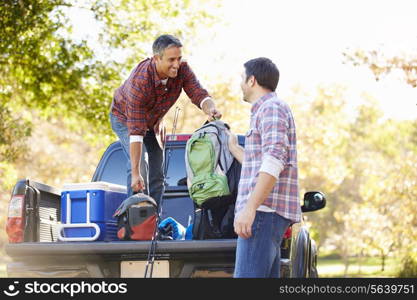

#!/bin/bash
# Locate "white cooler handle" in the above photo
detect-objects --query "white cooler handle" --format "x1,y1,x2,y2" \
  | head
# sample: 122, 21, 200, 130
58, 192, 101, 242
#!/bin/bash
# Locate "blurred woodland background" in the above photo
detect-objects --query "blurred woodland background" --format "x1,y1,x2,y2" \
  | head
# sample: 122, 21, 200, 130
0, 0, 416, 277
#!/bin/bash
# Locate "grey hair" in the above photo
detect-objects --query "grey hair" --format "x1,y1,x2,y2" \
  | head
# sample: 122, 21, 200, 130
152, 34, 182, 57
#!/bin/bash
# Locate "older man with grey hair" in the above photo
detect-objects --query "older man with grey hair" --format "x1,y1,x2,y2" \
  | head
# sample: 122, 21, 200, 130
110, 34, 222, 203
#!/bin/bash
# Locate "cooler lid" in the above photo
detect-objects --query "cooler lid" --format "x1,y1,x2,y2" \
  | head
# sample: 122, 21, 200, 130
62, 181, 127, 193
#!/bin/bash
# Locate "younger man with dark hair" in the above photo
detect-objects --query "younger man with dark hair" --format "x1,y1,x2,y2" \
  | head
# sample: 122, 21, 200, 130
228, 57, 301, 278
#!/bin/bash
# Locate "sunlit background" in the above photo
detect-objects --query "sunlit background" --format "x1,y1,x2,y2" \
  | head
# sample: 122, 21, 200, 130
68, 0, 417, 122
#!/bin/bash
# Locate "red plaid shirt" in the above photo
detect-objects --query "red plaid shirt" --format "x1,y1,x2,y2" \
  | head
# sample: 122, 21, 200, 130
111, 58, 210, 136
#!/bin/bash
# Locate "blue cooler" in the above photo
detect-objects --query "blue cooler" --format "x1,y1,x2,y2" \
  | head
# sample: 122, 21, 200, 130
58, 181, 127, 242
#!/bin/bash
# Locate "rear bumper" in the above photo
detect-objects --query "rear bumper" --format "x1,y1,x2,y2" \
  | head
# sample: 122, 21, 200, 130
6, 240, 237, 278
5, 240, 291, 278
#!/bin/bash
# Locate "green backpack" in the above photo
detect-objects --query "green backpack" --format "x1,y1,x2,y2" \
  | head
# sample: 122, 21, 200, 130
185, 121, 234, 207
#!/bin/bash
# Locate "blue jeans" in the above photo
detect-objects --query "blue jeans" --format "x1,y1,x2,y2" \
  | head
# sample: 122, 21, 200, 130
233, 211, 291, 278
110, 113, 165, 204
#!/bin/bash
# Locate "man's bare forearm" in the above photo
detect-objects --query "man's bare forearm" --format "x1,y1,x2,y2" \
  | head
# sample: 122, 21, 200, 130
230, 143, 244, 164
130, 142, 142, 175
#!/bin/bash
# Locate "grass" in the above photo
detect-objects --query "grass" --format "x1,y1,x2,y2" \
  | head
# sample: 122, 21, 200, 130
0, 264, 6, 278
0, 251, 11, 278
317, 256, 401, 278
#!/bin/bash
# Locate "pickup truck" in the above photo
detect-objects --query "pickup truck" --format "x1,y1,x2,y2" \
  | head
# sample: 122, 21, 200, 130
5, 133, 326, 278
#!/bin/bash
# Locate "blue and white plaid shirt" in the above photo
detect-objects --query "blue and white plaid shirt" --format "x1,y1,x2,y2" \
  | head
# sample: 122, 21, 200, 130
235, 92, 301, 223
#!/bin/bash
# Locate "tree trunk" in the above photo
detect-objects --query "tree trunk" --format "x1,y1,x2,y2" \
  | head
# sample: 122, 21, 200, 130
358, 250, 364, 274
381, 251, 386, 272
342, 252, 350, 277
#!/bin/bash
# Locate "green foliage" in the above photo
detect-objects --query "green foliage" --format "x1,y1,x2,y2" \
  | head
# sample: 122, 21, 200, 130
0, 0, 220, 162
288, 82, 417, 266
0, 100, 32, 163
0, 0, 220, 253
0, 0, 220, 141
1, 1, 95, 108
288, 85, 352, 245
340, 47, 417, 269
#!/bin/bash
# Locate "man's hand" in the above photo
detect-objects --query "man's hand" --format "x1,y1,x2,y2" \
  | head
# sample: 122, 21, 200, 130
154, 118, 162, 135
234, 173, 278, 238
202, 98, 222, 121
207, 107, 222, 121
131, 173, 145, 193
226, 129, 244, 163
234, 207, 256, 239
154, 119, 166, 149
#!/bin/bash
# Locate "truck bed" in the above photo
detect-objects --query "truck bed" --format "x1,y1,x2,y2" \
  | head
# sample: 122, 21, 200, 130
5, 140, 310, 278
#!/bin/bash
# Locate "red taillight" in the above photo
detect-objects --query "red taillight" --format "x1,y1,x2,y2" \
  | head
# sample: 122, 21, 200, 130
283, 226, 292, 239
6, 195, 25, 243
